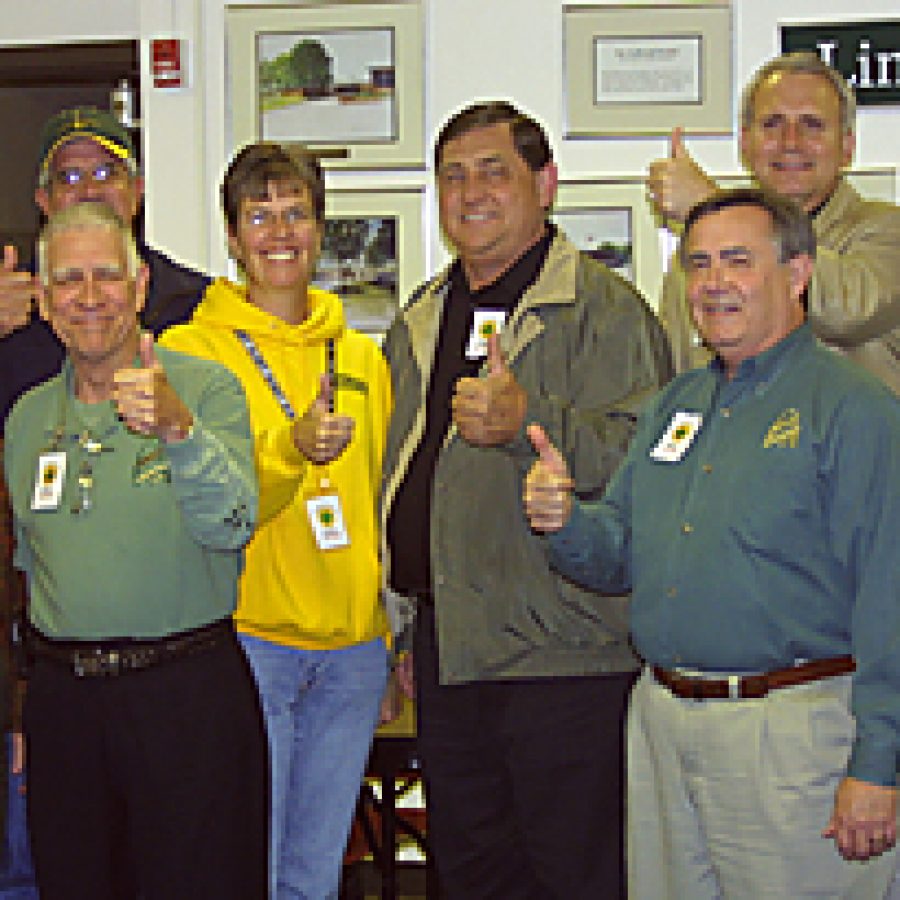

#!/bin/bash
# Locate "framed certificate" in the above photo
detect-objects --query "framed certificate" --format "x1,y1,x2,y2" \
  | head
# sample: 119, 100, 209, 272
563, 3, 733, 137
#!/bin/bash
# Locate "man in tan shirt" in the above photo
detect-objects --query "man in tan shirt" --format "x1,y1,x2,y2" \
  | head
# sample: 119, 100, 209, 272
648, 52, 899, 393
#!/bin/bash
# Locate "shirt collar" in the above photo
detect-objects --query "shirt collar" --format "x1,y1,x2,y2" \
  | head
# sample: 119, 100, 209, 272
710, 323, 814, 388
449, 223, 554, 309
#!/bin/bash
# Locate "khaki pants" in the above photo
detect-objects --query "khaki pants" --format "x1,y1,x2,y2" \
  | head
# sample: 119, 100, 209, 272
628, 669, 898, 899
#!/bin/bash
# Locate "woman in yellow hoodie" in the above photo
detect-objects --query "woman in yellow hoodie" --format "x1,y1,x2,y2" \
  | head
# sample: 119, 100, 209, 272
161, 143, 391, 899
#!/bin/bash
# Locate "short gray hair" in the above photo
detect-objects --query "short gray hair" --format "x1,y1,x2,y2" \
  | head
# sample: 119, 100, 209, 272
680, 188, 817, 269
741, 52, 856, 133
38, 203, 141, 285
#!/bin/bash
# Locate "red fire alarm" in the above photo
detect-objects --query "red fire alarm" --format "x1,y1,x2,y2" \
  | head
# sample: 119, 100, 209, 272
151, 38, 183, 88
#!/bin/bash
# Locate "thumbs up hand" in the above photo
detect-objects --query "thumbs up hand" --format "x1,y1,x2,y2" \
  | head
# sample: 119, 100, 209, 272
113, 332, 194, 443
452, 332, 527, 447
0, 244, 39, 337
646, 127, 718, 224
523, 424, 574, 533
293, 373, 355, 464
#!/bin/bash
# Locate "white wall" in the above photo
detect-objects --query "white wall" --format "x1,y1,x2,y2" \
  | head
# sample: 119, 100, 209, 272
3, 0, 900, 284
0, 2, 139, 43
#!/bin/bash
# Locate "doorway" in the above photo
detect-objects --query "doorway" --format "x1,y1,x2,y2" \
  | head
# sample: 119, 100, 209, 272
0, 40, 139, 267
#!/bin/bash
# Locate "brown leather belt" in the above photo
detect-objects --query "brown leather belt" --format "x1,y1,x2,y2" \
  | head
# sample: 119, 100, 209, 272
652, 655, 855, 700
28, 618, 232, 678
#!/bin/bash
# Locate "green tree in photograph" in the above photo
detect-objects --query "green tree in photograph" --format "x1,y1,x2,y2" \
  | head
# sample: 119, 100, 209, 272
323, 220, 369, 267
289, 39, 333, 91
365, 219, 395, 268
259, 54, 295, 94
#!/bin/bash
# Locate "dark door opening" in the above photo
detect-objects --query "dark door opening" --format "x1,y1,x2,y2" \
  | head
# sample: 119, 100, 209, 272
0, 40, 139, 267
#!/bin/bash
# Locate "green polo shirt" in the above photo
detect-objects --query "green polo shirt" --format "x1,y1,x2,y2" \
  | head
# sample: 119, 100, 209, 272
548, 324, 900, 786
4, 347, 257, 640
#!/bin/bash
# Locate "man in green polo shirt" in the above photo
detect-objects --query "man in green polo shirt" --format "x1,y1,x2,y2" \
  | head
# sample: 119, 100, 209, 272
3, 203, 267, 899
524, 189, 899, 899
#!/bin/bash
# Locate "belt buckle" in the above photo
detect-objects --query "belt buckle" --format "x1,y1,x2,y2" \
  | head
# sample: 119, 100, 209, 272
73, 649, 120, 677
728, 674, 741, 700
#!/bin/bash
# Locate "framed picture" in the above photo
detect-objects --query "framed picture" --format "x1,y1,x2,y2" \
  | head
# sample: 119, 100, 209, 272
227, 2, 424, 169
553, 179, 664, 306
563, 3, 733, 137
313, 186, 426, 334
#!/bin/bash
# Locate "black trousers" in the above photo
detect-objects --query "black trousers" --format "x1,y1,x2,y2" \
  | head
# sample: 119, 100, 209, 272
24, 627, 268, 900
414, 604, 635, 900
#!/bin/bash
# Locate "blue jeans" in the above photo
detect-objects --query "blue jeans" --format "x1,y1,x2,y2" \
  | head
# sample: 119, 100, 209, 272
239, 634, 388, 900
0, 735, 37, 898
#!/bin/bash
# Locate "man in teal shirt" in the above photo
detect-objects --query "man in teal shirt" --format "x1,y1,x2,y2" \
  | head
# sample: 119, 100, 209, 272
3, 203, 267, 899
525, 189, 899, 899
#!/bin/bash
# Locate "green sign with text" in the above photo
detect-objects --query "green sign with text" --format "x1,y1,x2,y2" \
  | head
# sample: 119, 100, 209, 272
781, 22, 900, 106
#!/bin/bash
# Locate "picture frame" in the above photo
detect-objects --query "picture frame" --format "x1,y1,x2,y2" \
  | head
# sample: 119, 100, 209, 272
562, 3, 733, 138
227, 2, 424, 169
313, 186, 426, 335
553, 179, 664, 306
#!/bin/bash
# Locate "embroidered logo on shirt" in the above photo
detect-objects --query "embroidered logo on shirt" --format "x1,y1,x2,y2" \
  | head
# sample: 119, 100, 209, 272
224, 503, 252, 531
763, 408, 800, 449
332, 373, 368, 395
132, 445, 172, 485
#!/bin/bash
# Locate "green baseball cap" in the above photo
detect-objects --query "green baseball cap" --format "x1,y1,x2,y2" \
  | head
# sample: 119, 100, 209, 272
38, 107, 138, 184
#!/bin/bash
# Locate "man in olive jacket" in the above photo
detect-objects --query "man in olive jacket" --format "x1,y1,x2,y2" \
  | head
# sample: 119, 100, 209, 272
382, 101, 672, 899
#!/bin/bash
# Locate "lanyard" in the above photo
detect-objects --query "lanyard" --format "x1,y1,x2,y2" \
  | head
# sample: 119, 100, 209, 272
234, 330, 335, 420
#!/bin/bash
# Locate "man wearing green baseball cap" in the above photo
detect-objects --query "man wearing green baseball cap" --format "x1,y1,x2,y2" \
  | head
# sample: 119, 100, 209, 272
0, 106, 211, 424
0, 107, 211, 893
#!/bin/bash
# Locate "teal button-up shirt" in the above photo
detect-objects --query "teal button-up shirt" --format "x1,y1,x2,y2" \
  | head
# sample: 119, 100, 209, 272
547, 325, 900, 785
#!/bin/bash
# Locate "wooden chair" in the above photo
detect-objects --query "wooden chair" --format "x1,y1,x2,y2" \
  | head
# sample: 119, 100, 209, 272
341, 698, 439, 898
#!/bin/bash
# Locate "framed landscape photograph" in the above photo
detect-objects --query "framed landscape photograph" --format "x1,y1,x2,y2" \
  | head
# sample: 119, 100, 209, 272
228, 2, 424, 169
552, 207, 634, 281
563, 3, 733, 137
553, 179, 664, 306
314, 187, 426, 334
257, 28, 397, 145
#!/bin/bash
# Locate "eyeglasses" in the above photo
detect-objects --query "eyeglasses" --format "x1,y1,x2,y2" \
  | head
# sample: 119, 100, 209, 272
50, 266, 129, 288
50, 164, 128, 189
241, 206, 316, 230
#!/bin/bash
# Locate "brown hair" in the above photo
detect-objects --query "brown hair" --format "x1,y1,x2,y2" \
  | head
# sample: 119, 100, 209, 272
221, 142, 324, 231
434, 101, 552, 172
680, 187, 817, 268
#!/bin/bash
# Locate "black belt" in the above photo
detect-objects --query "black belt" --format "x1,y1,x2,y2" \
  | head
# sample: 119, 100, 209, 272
28, 618, 232, 678
652, 655, 855, 700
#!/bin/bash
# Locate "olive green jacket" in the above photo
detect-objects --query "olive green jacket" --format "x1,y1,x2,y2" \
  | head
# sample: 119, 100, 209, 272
381, 232, 672, 684
661, 178, 900, 394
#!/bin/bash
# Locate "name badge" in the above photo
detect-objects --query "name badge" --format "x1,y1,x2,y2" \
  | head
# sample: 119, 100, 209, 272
32, 451, 67, 511
650, 412, 703, 463
306, 494, 350, 550
465, 309, 506, 360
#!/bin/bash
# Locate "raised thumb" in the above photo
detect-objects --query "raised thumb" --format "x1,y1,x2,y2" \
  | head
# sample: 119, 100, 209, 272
139, 331, 158, 368
670, 125, 686, 160
486, 331, 507, 376
315, 372, 333, 413
526, 424, 567, 476
3, 244, 17, 271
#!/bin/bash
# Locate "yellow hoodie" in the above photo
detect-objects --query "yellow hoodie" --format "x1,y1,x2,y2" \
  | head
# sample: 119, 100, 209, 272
161, 278, 391, 649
